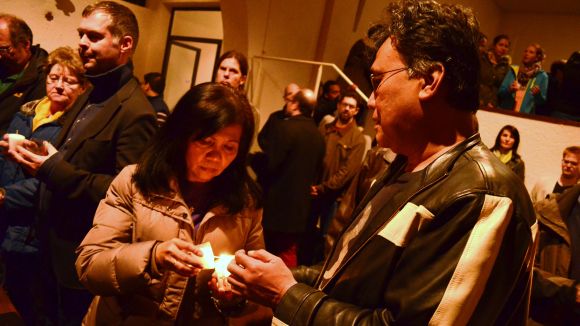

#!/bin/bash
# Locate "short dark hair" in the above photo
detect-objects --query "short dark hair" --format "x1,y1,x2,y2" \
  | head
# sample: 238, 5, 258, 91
133, 83, 260, 213
563, 146, 580, 158
46, 46, 88, 88
0, 13, 33, 46
492, 34, 510, 47
82, 1, 139, 51
144, 72, 165, 95
218, 50, 248, 76
367, 0, 481, 111
491, 125, 521, 158
322, 80, 340, 96
339, 91, 360, 108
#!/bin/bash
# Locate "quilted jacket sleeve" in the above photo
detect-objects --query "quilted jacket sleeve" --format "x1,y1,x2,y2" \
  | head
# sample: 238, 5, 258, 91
75, 166, 157, 296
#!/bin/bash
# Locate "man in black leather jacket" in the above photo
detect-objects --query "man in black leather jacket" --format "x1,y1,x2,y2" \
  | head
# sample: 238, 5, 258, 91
227, 1, 537, 325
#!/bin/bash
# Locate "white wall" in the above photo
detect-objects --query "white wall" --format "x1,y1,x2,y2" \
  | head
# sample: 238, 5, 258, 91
477, 110, 580, 191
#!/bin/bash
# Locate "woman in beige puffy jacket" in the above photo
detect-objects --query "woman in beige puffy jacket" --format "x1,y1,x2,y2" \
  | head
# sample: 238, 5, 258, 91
75, 83, 265, 325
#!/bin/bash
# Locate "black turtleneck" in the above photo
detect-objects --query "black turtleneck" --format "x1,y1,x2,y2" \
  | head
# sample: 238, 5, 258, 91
87, 61, 134, 104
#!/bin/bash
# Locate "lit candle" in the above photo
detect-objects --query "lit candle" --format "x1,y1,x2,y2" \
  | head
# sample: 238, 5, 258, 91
198, 242, 215, 269
214, 254, 234, 278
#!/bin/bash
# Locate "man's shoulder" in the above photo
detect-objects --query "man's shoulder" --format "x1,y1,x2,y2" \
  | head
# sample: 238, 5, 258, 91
341, 122, 365, 143
30, 45, 49, 64
148, 96, 170, 114
461, 141, 527, 193
116, 78, 156, 116
430, 136, 529, 200
419, 139, 534, 226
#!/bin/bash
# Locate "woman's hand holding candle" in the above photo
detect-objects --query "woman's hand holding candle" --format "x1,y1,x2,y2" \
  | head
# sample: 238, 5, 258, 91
154, 238, 204, 277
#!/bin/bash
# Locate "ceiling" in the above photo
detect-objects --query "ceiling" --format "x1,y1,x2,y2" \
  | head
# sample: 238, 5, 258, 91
493, 0, 580, 15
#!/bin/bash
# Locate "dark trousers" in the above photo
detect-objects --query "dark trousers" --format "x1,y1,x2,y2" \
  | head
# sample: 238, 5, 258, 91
3, 249, 50, 326
29, 236, 93, 326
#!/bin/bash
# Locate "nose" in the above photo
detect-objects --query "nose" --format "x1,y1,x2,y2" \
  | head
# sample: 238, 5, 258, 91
368, 92, 376, 110
79, 34, 89, 49
368, 93, 380, 122
206, 147, 224, 164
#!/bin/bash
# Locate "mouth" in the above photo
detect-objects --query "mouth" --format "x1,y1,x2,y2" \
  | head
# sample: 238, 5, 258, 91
200, 166, 219, 174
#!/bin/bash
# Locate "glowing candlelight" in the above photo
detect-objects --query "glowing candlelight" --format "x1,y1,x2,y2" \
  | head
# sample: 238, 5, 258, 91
214, 254, 234, 278
198, 242, 215, 269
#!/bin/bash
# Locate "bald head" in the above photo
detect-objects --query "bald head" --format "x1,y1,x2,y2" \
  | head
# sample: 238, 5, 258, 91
294, 88, 316, 117
283, 83, 300, 102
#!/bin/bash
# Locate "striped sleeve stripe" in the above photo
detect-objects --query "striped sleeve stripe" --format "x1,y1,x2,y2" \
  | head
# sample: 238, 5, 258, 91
429, 195, 514, 326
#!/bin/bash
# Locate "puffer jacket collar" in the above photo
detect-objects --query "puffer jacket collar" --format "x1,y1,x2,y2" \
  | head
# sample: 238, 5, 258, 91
136, 178, 229, 234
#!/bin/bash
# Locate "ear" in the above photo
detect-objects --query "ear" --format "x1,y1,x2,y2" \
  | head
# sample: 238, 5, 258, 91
418, 63, 444, 100
23, 40, 31, 51
239, 75, 247, 87
119, 35, 133, 54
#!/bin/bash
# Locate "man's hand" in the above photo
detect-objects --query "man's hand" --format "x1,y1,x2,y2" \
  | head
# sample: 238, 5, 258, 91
530, 85, 541, 96
311, 185, 321, 197
227, 249, 297, 308
8, 140, 58, 176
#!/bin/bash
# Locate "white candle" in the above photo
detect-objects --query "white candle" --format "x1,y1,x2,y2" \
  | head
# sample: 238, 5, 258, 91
198, 242, 215, 269
7, 133, 25, 151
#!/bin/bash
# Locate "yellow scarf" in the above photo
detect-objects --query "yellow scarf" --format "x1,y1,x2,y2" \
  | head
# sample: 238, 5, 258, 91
493, 149, 513, 164
32, 97, 64, 131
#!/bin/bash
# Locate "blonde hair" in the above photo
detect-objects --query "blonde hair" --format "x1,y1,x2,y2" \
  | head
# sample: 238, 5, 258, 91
46, 46, 88, 87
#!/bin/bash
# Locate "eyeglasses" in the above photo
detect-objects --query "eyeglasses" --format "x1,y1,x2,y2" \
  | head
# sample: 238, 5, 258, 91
370, 67, 408, 92
562, 159, 578, 167
339, 102, 357, 110
47, 74, 80, 88
0, 44, 12, 54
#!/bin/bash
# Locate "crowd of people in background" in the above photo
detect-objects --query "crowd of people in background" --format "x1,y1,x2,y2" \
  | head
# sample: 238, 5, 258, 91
0, 0, 579, 325
479, 33, 580, 121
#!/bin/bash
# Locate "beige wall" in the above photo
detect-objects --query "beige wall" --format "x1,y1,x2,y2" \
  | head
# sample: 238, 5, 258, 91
245, 0, 504, 129
501, 12, 580, 64
0, 0, 171, 79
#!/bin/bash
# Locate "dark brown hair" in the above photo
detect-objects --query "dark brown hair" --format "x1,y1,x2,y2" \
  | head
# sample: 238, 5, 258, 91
46, 46, 88, 88
82, 1, 139, 51
133, 83, 260, 213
